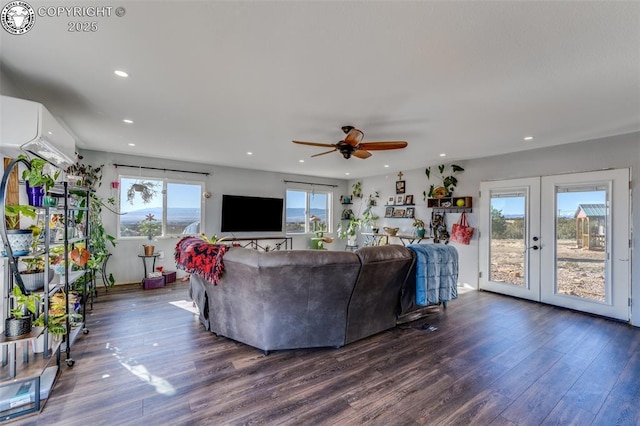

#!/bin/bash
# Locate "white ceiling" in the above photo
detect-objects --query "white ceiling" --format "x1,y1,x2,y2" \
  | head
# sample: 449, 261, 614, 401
1, 1, 639, 179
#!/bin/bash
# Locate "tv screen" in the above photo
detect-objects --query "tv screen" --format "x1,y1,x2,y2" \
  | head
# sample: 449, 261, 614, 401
221, 195, 284, 233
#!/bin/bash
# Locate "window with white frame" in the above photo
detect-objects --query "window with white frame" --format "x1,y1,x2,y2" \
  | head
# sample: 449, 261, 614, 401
118, 176, 204, 238
285, 189, 331, 234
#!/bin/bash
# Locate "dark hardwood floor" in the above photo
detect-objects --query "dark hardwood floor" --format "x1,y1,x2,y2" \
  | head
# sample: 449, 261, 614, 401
10, 282, 640, 425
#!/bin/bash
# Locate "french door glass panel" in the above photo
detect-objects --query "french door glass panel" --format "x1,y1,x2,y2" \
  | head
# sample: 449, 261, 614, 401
555, 185, 607, 302
479, 177, 540, 301
540, 169, 629, 320
490, 190, 527, 287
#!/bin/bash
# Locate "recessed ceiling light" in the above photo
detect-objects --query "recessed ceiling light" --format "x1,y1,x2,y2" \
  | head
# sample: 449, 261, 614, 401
47, 131, 53, 135
114, 70, 129, 78
123, 119, 133, 124
128, 143, 136, 147
299, 159, 304, 163
524, 136, 534, 141
247, 152, 253, 155
345, 172, 350, 176
384, 164, 389, 168
439, 153, 446, 157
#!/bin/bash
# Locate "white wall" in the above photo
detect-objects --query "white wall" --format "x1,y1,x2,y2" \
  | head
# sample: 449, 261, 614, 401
81, 149, 348, 285
355, 132, 640, 326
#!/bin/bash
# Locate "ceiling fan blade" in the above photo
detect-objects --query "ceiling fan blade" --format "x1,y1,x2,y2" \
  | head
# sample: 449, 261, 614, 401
311, 149, 338, 157
358, 141, 408, 151
352, 150, 372, 159
343, 128, 364, 147
292, 141, 336, 148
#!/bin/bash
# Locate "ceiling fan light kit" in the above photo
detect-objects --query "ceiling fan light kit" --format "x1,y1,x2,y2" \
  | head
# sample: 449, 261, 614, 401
293, 126, 408, 160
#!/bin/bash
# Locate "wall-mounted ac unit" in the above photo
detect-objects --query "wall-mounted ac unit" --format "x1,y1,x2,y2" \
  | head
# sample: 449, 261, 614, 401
0, 96, 76, 168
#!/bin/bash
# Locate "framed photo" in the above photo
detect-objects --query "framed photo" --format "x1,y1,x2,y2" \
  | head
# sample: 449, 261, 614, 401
405, 207, 415, 218
385, 206, 394, 218
395, 195, 404, 205
387, 196, 395, 205
404, 194, 414, 205
393, 208, 405, 218
395, 180, 406, 194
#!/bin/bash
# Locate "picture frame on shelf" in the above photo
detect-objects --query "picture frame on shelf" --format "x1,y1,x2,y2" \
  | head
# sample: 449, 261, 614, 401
387, 196, 395, 205
404, 194, 414, 205
393, 208, 405, 218
385, 206, 394, 217
405, 207, 415, 218
395, 195, 404, 205
395, 180, 405, 194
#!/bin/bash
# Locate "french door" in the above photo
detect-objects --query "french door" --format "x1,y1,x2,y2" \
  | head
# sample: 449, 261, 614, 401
479, 169, 630, 321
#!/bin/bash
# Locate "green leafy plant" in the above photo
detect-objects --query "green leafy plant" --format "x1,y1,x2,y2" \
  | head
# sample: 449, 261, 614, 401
139, 214, 162, 240
4, 204, 36, 229
19, 154, 60, 191
10, 286, 40, 319
337, 217, 361, 239
67, 161, 119, 286
199, 234, 229, 244
413, 218, 425, 229
351, 181, 363, 199
424, 164, 465, 199
127, 181, 159, 205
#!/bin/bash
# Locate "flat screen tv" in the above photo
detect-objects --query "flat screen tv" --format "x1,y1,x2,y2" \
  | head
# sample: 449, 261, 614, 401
221, 194, 284, 233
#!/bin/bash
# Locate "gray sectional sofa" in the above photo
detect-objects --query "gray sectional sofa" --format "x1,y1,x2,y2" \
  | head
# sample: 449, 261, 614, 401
189, 245, 417, 354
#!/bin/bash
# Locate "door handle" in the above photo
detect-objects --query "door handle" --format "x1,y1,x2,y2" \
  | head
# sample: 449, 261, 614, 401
525, 245, 540, 251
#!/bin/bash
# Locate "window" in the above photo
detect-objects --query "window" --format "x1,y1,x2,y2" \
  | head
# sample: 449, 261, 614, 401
118, 176, 204, 238
285, 189, 331, 234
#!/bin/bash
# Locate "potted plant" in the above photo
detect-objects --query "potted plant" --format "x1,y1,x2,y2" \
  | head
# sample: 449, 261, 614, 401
4, 286, 40, 338
3, 204, 37, 256
19, 154, 60, 206
337, 217, 361, 246
138, 214, 162, 255
413, 218, 426, 238
127, 181, 159, 205
424, 164, 464, 199
19, 256, 53, 292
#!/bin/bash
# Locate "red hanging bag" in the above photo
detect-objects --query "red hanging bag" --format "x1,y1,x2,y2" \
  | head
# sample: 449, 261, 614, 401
451, 212, 474, 245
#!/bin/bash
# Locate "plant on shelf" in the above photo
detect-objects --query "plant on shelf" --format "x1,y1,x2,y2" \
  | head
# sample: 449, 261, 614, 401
4, 286, 40, 338
413, 217, 426, 238
424, 164, 464, 199
66, 160, 118, 286
19, 154, 60, 192
351, 181, 363, 199
362, 192, 380, 231
65, 162, 102, 188
4, 204, 37, 230
34, 292, 82, 337
337, 216, 361, 245
126, 181, 159, 205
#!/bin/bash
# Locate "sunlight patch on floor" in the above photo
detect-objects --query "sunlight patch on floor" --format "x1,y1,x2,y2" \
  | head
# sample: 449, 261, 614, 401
169, 299, 199, 314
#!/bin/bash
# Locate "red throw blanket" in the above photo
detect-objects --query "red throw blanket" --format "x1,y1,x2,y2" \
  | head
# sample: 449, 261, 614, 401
175, 237, 228, 285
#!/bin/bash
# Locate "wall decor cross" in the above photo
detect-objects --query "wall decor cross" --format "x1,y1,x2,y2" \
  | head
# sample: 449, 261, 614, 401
397, 171, 404, 181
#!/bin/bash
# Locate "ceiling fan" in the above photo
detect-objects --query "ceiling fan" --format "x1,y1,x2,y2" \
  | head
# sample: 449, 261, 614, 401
292, 126, 408, 159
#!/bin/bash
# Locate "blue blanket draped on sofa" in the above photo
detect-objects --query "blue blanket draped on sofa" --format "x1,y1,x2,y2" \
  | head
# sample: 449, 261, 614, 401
407, 244, 458, 306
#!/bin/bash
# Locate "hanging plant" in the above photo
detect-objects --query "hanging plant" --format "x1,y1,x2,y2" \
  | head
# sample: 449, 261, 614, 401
424, 164, 464, 199
126, 181, 158, 205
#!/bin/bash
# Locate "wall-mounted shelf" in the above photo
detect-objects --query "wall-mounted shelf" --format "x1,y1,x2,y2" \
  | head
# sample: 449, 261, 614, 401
427, 196, 473, 213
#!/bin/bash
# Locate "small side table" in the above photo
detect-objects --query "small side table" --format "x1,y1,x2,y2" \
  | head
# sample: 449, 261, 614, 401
138, 254, 160, 284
